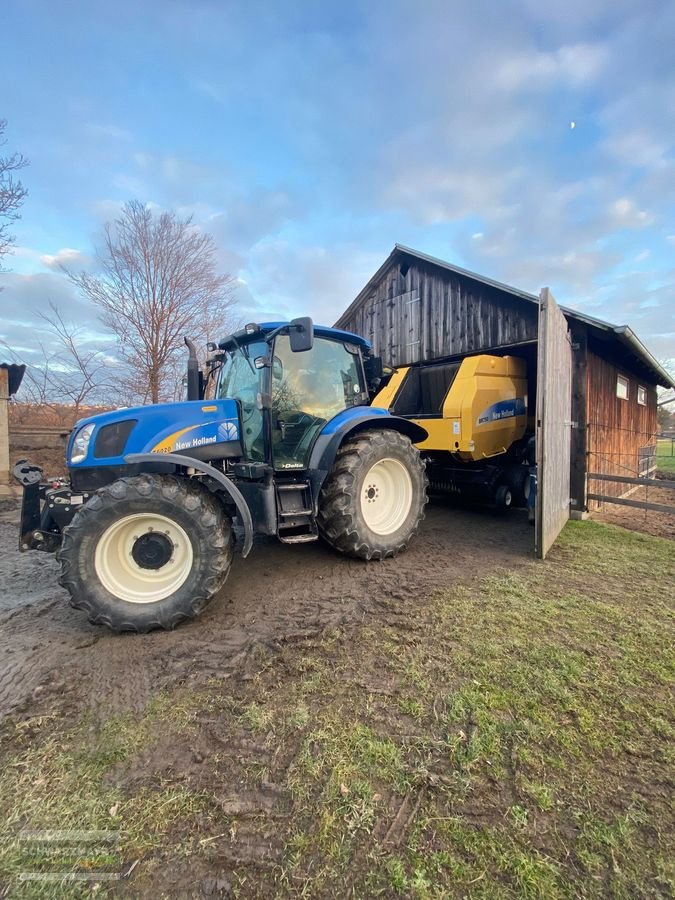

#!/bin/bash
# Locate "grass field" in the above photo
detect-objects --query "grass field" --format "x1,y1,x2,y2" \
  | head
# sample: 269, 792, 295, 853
656, 439, 675, 474
1, 520, 673, 898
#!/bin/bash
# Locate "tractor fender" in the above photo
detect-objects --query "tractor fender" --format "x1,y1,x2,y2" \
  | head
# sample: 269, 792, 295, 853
124, 451, 253, 557
307, 408, 428, 504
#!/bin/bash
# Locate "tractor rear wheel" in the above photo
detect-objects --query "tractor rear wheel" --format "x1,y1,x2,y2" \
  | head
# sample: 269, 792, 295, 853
317, 429, 427, 560
58, 474, 232, 633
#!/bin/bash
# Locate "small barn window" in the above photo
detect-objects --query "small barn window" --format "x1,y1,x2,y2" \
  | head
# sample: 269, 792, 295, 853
637, 385, 647, 405
616, 375, 629, 400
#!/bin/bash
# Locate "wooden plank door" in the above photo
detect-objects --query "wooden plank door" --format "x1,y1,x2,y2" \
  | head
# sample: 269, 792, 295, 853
535, 288, 572, 558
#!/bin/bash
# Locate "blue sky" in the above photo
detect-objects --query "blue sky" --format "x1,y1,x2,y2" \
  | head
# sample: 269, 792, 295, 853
1, 0, 674, 367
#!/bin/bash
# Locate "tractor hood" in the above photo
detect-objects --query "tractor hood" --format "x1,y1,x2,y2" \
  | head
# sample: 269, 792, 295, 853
66, 399, 241, 469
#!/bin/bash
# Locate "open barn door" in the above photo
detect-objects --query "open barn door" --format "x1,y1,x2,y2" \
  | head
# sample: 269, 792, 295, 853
535, 288, 572, 558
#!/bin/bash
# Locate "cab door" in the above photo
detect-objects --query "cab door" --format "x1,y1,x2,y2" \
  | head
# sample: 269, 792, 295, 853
271, 335, 364, 470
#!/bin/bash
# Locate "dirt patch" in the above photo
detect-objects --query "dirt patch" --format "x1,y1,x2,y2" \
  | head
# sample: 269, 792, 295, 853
593, 483, 675, 540
0, 498, 532, 721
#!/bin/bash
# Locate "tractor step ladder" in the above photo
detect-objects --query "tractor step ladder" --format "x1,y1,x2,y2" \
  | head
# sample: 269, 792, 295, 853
276, 480, 319, 544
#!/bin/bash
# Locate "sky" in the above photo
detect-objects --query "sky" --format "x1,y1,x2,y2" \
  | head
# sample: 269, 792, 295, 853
1, 0, 674, 372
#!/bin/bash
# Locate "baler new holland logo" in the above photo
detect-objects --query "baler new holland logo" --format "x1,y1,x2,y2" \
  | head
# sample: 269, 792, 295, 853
476, 397, 526, 426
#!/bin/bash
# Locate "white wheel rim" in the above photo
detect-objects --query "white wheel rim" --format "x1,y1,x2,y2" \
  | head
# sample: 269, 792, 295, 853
94, 513, 193, 604
361, 457, 413, 536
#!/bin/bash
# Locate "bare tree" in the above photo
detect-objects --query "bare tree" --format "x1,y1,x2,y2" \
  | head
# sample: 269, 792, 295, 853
0, 119, 28, 268
4, 302, 114, 413
67, 201, 237, 404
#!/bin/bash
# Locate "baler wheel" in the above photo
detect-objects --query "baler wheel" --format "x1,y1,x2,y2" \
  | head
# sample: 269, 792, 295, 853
506, 464, 530, 507
495, 484, 513, 513
317, 428, 427, 561
58, 474, 232, 633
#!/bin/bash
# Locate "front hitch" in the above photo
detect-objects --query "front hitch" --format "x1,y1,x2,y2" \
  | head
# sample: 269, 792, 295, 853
13, 460, 88, 553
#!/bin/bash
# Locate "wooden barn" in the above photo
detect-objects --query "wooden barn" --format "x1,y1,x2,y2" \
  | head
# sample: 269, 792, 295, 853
335, 245, 674, 554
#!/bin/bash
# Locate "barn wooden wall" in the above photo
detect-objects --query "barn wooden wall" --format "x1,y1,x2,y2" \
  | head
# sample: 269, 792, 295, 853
337, 259, 538, 365
586, 348, 658, 509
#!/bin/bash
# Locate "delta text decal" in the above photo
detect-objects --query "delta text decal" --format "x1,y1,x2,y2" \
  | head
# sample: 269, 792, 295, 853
476, 398, 526, 426
152, 419, 239, 453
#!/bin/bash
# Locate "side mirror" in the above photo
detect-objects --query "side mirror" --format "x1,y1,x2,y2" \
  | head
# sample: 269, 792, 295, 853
254, 355, 283, 380
289, 317, 314, 352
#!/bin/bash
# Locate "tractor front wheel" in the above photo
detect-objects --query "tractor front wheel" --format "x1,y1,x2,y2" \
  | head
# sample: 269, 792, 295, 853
317, 429, 427, 560
58, 474, 232, 633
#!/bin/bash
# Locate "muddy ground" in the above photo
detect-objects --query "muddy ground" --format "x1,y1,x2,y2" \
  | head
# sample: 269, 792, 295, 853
593, 483, 675, 540
1, 498, 673, 897
0, 498, 532, 723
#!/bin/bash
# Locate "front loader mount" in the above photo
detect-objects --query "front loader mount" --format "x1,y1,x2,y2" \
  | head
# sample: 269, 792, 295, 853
13, 460, 89, 553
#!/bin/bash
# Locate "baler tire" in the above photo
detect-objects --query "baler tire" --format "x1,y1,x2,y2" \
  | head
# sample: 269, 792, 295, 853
57, 474, 232, 633
317, 428, 427, 561
506, 465, 530, 507
494, 484, 513, 514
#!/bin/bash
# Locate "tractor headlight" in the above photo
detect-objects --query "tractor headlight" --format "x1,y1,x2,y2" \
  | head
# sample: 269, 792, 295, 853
70, 424, 95, 464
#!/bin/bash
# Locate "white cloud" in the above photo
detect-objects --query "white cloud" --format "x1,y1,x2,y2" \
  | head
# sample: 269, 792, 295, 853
609, 198, 653, 228
495, 42, 608, 90
40, 248, 89, 270
84, 123, 133, 142
246, 241, 384, 325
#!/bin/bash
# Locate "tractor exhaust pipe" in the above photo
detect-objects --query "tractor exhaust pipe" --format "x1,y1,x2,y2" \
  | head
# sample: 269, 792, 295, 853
184, 337, 202, 401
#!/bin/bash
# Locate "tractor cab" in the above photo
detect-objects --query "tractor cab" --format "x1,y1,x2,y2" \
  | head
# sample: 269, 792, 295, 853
214, 319, 375, 472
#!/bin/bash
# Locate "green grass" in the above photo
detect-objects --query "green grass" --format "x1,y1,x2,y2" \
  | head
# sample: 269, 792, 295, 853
656, 439, 675, 474
1, 520, 673, 897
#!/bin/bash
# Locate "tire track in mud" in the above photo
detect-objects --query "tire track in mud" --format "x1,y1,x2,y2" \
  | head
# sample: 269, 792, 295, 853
0, 506, 533, 721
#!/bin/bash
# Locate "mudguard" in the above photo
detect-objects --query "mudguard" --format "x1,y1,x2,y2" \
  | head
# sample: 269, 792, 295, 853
306, 408, 428, 506
124, 452, 254, 557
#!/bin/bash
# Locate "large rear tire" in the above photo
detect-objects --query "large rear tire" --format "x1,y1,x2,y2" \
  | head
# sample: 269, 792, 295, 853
58, 474, 232, 633
317, 429, 427, 560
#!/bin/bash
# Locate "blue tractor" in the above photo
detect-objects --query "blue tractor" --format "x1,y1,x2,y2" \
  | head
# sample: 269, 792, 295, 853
15, 318, 428, 632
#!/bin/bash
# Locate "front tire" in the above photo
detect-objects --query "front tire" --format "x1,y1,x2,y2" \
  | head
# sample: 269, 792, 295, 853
317, 429, 427, 560
58, 474, 232, 633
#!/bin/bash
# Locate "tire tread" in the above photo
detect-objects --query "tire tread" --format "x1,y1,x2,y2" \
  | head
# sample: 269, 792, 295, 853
58, 474, 232, 633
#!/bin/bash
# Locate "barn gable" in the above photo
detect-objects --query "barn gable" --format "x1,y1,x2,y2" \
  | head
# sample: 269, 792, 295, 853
336, 246, 538, 367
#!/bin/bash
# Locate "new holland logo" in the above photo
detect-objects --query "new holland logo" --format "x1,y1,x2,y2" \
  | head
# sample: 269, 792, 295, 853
151, 418, 239, 454
217, 421, 238, 441
476, 398, 526, 426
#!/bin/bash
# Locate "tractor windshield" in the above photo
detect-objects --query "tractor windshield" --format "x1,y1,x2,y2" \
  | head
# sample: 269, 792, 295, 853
217, 339, 267, 461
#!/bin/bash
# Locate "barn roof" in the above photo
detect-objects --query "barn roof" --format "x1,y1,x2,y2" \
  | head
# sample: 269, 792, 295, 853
336, 244, 674, 389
